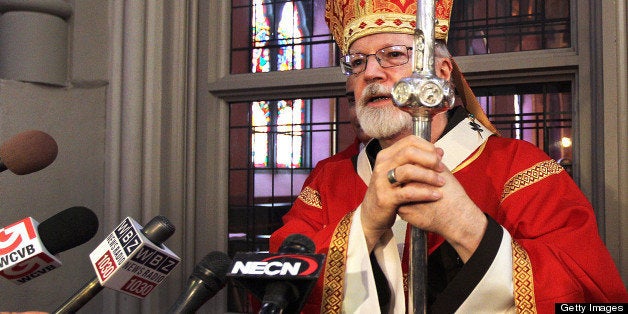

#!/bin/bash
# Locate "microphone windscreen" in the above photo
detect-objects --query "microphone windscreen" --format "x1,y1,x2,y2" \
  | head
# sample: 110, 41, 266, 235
38, 206, 99, 255
195, 251, 232, 291
0, 130, 58, 175
279, 234, 315, 254
141, 215, 175, 244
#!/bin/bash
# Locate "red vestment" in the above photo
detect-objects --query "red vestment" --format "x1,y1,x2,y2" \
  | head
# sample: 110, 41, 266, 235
302, 137, 362, 188
271, 132, 628, 313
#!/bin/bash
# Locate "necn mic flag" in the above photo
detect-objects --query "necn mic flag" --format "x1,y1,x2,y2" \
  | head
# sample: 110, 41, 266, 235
89, 216, 180, 298
227, 234, 325, 313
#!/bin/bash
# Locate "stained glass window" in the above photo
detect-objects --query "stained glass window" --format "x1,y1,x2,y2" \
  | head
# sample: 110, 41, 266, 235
250, 0, 310, 168
231, 0, 334, 74
275, 99, 304, 168
251, 0, 271, 72
251, 101, 270, 167
277, 1, 305, 71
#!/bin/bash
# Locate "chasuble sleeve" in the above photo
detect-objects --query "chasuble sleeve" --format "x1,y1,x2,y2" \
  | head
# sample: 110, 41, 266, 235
463, 137, 628, 313
270, 158, 366, 255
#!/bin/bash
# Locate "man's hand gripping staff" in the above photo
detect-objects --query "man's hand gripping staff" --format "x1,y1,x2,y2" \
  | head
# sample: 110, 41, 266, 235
389, 0, 455, 312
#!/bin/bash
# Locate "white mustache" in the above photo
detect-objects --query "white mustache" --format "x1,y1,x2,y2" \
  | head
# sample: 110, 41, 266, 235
359, 83, 391, 107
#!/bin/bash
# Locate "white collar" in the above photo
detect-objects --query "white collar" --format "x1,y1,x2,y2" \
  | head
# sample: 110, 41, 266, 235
357, 116, 494, 183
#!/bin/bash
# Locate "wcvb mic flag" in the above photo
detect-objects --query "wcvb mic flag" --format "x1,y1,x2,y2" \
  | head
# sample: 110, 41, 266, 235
89, 217, 180, 299
0, 217, 62, 284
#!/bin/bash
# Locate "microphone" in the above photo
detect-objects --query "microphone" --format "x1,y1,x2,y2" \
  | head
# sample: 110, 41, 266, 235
0, 206, 99, 284
0, 130, 58, 175
53, 216, 180, 314
259, 234, 316, 314
228, 234, 325, 314
168, 251, 233, 313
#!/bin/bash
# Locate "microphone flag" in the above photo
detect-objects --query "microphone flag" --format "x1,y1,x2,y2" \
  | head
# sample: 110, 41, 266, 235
89, 217, 180, 299
227, 251, 325, 313
0, 217, 62, 284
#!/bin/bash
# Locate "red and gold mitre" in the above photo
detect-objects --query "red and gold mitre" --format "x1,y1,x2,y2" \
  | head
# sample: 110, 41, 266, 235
326, 0, 500, 135
325, 0, 454, 54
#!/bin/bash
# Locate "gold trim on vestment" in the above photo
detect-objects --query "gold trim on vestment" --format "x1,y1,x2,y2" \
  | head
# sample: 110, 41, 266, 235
451, 140, 489, 173
298, 186, 323, 209
512, 240, 538, 313
320, 212, 353, 314
501, 160, 564, 203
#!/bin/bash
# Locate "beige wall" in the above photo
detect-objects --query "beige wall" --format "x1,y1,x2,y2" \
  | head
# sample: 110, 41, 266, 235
0, 81, 107, 312
0, 0, 109, 312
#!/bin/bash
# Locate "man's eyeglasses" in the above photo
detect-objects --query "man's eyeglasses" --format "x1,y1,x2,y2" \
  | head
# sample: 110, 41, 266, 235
340, 45, 413, 76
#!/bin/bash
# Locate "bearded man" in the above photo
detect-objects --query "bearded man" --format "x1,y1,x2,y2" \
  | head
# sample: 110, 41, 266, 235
270, 1, 628, 313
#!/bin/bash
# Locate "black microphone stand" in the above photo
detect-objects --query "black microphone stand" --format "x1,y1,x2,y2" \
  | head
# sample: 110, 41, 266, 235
53, 216, 175, 314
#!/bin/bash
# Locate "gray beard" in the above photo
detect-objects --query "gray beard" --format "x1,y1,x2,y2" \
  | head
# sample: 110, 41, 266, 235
356, 83, 413, 139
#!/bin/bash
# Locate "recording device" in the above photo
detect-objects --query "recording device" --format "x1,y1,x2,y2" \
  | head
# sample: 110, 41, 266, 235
168, 251, 233, 313
0, 206, 98, 284
228, 234, 325, 314
0, 130, 58, 175
53, 216, 179, 314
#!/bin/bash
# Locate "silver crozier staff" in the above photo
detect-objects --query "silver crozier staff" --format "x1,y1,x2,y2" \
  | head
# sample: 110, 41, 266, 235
391, 0, 455, 313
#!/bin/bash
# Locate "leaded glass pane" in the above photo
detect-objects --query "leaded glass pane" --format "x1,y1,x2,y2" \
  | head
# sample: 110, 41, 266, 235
276, 99, 304, 168
448, 0, 571, 56
231, 0, 336, 74
277, 2, 305, 71
252, 101, 270, 167
251, 0, 272, 72
474, 82, 573, 167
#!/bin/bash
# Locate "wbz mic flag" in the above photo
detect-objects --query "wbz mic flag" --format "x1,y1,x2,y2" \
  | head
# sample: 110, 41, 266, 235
0, 217, 61, 284
89, 217, 180, 299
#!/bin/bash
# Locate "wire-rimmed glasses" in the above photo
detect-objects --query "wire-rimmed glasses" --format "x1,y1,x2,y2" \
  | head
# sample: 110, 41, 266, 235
340, 45, 413, 76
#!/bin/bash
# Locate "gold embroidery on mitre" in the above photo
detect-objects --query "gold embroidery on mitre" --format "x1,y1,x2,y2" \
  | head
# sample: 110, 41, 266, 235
512, 240, 538, 313
325, 0, 454, 54
344, 13, 416, 53
298, 186, 322, 209
435, 0, 454, 41
501, 160, 564, 203
321, 212, 353, 314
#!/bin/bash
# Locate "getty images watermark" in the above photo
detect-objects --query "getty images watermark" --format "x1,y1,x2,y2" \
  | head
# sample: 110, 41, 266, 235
556, 303, 626, 313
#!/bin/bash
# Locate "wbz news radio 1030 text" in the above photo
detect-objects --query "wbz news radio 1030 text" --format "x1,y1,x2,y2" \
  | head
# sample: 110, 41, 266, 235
89, 217, 180, 298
